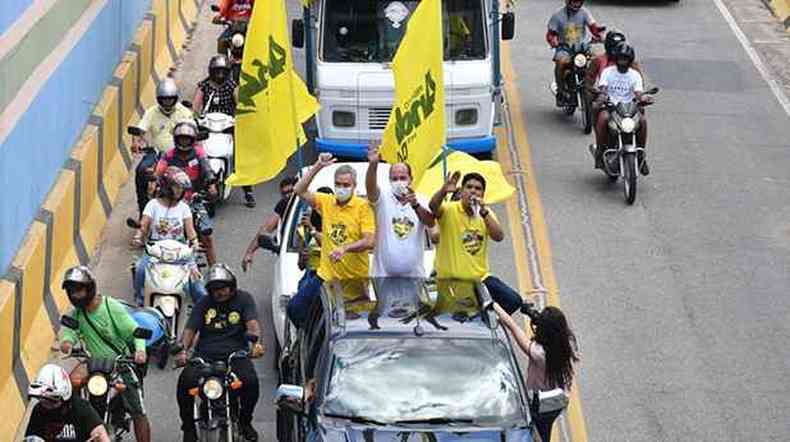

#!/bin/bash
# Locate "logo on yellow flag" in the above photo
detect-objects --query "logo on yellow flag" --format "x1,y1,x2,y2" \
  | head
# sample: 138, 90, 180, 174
380, 0, 445, 183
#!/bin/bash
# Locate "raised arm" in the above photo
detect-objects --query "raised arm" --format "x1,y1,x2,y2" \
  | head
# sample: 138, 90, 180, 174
429, 171, 461, 219
365, 143, 381, 203
295, 153, 335, 207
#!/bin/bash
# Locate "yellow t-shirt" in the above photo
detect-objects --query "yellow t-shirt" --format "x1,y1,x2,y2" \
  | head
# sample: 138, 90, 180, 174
314, 193, 375, 281
136, 103, 194, 153
435, 201, 496, 280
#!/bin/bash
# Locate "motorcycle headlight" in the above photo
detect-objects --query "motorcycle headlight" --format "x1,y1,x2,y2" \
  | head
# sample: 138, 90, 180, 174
620, 117, 636, 133
87, 375, 109, 396
574, 53, 587, 68
202, 378, 224, 400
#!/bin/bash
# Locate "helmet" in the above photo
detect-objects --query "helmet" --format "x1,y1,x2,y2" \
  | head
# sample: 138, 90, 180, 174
614, 43, 635, 64
604, 31, 626, 56
205, 263, 237, 292
156, 78, 179, 115
23, 437, 47, 442
231, 33, 245, 49
173, 121, 198, 151
28, 364, 72, 402
159, 166, 192, 200
62, 265, 96, 294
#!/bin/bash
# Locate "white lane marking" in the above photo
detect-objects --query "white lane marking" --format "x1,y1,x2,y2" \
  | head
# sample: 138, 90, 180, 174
714, 0, 790, 118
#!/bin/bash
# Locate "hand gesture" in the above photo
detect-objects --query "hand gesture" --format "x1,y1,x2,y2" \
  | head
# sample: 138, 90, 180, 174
60, 341, 73, 357
134, 350, 147, 365
404, 187, 418, 207
316, 153, 336, 169
367, 142, 381, 163
443, 171, 462, 194
174, 350, 188, 367
330, 246, 347, 262
241, 251, 254, 272
299, 212, 312, 228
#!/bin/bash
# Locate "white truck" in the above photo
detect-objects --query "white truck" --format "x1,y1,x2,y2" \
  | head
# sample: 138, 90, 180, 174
292, 0, 515, 159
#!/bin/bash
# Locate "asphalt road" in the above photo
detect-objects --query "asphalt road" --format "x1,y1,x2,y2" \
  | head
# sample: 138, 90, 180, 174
83, 0, 790, 441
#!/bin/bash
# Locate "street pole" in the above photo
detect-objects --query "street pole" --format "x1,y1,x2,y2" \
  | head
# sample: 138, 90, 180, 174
491, 0, 502, 95
304, 6, 315, 94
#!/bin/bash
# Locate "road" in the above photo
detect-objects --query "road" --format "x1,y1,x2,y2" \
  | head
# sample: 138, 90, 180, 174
84, 0, 790, 441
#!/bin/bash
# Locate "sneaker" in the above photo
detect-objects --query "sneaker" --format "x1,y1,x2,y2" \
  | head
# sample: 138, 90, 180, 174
244, 192, 256, 208
240, 423, 259, 441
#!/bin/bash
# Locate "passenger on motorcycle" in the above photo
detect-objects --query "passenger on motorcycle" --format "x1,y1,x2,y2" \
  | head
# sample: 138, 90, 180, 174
213, 0, 254, 54
175, 264, 265, 442
428, 171, 522, 315
131, 167, 207, 306
25, 364, 111, 442
592, 43, 652, 175
193, 54, 257, 208
155, 121, 219, 265
546, 0, 604, 106
58, 267, 151, 442
130, 78, 194, 220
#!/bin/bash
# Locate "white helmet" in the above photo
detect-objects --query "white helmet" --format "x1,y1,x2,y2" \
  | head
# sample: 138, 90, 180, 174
28, 364, 72, 402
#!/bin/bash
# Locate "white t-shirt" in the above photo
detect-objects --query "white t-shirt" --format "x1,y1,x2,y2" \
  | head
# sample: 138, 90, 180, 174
371, 189, 427, 277
596, 66, 643, 105
143, 199, 192, 242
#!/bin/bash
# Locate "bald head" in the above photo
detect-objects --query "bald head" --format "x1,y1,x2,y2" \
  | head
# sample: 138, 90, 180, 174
389, 163, 412, 184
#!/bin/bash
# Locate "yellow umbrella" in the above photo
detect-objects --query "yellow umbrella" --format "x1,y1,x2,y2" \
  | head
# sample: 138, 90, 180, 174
415, 151, 515, 204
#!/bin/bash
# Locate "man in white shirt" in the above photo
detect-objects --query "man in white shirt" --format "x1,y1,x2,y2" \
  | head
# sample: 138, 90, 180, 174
366, 143, 435, 277
592, 43, 653, 175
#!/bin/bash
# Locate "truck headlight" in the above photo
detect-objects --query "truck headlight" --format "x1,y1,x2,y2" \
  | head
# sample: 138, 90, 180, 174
332, 111, 355, 128
202, 378, 224, 400
87, 375, 109, 396
455, 108, 478, 126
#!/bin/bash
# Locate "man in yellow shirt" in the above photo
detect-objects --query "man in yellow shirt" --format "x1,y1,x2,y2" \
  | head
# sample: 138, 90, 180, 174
429, 171, 522, 314
287, 154, 375, 327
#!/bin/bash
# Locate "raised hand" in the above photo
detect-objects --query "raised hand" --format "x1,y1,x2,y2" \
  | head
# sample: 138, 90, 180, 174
316, 152, 336, 168
367, 142, 381, 163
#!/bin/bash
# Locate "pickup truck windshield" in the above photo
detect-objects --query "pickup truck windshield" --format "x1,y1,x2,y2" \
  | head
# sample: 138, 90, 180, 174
321, 0, 486, 62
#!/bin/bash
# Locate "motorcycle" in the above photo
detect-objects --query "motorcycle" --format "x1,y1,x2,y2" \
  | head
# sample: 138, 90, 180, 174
551, 42, 594, 133
60, 316, 152, 441
127, 126, 160, 228
173, 335, 259, 442
211, 4, 248, 63
197, 107, 235, 207
596, 87, 659, 205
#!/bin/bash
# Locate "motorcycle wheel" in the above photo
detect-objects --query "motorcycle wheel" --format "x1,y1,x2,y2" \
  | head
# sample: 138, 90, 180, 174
622, 152, 638, 205
200, 428, 223, 442
580, 92, 592, 134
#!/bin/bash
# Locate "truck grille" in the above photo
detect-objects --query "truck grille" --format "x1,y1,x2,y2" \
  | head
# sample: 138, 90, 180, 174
368, 107, 392, 130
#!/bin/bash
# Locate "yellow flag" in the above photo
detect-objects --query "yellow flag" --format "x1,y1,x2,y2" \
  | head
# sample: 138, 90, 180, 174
380, 0, 445, 183
227, 0, 319, 186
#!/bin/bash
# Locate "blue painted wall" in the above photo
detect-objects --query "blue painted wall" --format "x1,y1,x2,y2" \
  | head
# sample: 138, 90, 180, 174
0, 0, 152, 273
0, 0, 31, 36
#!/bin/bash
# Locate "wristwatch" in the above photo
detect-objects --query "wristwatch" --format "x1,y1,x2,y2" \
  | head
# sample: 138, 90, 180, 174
479, 208, 490, 218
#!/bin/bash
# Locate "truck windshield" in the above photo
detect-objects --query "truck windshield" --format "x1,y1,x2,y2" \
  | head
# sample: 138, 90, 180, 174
321, 0, 486, 62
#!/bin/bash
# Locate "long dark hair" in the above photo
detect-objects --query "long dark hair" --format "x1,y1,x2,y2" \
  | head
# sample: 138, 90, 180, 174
533, 306, 579, 389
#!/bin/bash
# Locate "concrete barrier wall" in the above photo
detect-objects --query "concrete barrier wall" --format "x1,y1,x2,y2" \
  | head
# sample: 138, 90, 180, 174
765, 0, 790, 30
0, 0, 202, 436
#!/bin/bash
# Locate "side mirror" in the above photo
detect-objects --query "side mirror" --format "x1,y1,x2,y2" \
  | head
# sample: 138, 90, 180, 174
258, 235, 280, 255
501, 12, 515, 41
646, 87, 660, 95
134, 327, 153, 340
197, 130, 210, 141
127, 126, 144, 136
61, 315, 79, 330
210, 4, 220, 12
181, 100, 193, 109
274, 384, 305, 414
292, 19, 305, 49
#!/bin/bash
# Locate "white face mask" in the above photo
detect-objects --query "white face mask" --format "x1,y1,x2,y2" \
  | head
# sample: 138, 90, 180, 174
390, 180, 409, 197
335, 186, 353, 202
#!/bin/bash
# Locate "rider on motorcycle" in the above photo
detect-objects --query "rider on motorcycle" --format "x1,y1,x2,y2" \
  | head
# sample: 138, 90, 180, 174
175, 264, 265, 442
154, 121, 219, 265
130, 78, 194, 220
193, 54, 257, 208
586, 31, 642, 128
131, 167, 207, 306
58, 266, 151, 442
25, 364, 111, 442
546, 0, 604, 106
591, 43, 653, 175
213, 0, 254, 54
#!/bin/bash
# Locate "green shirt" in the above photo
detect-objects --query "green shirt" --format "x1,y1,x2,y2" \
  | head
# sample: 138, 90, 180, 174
61, 295, 146, 359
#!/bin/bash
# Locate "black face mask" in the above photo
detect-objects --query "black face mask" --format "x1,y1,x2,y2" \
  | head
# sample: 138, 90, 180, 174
68, 291, 94, 309
210, 70, 228, 84
616, 61, 629, 73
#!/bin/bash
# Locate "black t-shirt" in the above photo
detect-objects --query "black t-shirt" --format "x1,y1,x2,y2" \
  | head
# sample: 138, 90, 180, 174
274, 197, 289, 219
187, 290, 258, 361
26, 396, 103, 441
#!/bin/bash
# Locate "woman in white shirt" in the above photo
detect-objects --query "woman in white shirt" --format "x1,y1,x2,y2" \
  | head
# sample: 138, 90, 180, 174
132, 167, 205, 306
494, 302, 579, 442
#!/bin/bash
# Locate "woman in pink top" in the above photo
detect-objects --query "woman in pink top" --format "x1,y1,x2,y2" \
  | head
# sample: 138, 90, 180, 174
494, 303, 579, 442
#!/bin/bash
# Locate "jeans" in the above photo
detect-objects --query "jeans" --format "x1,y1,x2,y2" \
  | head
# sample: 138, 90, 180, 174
133, 254, 207, 306
287, 272, 324, 328
534, 409, 562, 442
297, 269, 317, 293
177, 357, 259, 433
482, 275, 522, 314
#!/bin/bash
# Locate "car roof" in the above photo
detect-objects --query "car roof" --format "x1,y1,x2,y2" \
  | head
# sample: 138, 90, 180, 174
322, 278, 500, 339
302, 162, 393, 197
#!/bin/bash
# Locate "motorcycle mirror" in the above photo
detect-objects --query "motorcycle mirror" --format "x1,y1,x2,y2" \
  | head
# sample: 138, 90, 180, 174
181, 100, 193, 109
127, 126, 144, 136
646, 87, 660, 95
60, 315, 79, 330
274, 384, 306, 414
292, 19, 305, 48
197, 130, 210, 141
258, 235, 280, 255
501, 11, 515, 41
133, 327, 153, 340
210, 4, 220, 12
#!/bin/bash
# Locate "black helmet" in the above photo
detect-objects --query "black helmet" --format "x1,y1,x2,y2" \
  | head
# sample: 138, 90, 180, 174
156, 78, 179, 115
604, 31, 626, 57
205, 263, 237, 292
173, 121, 198, 151
614, 43, 635, 64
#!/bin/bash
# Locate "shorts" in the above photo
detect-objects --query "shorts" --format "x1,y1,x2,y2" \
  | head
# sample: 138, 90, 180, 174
119, 369, 147, 418
553, 47, 572, 61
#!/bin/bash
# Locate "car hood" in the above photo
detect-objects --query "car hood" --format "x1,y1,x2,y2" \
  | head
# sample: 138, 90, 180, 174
320, 425, 533, 442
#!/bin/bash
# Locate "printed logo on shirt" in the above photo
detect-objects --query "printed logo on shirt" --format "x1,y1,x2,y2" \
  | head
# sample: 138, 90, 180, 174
154, 216, 185, 239
56, 424, 77, 440
205, 308, 241, 330
205, 308, 217, 325
229, 311, 241, 325
329, 223, 349, 245
461, 228, 485, 255
564, 24, 582, 44
391, 216, 415, 239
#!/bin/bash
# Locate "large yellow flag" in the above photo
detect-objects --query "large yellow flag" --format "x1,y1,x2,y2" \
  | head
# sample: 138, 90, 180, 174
227, 0, 319, 186
379, 0, 445, 183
